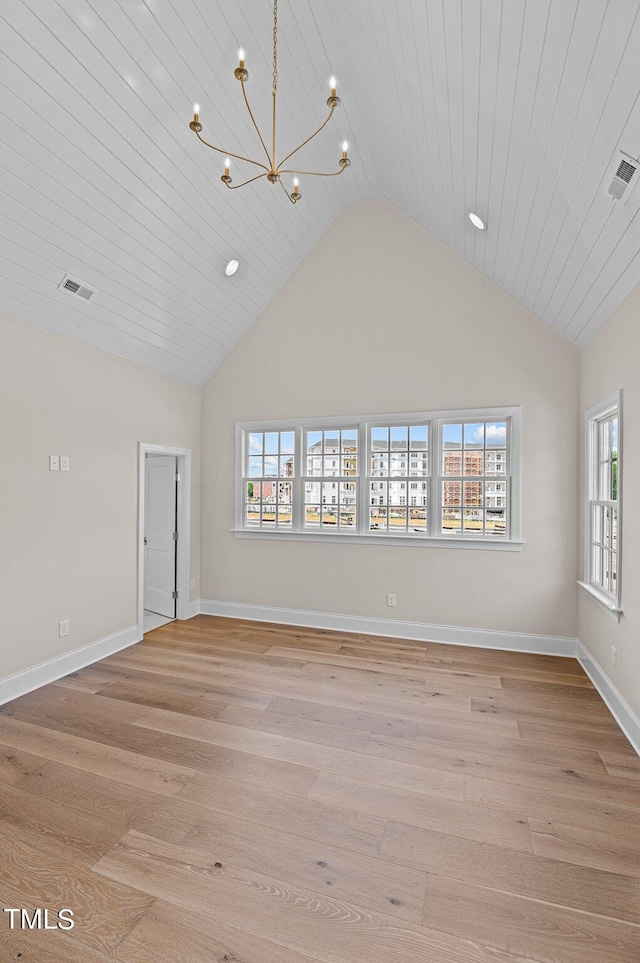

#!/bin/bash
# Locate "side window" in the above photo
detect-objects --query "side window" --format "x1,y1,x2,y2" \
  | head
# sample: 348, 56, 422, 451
585, 395, 621, 613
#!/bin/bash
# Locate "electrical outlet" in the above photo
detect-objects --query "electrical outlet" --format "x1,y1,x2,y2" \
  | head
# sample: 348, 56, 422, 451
387, 593, 396, 607
60, 455, 70, 471
49, 455, 60, 471
190, 579, 196, 591
58, 620, 69, 638
611, 645, 617, 667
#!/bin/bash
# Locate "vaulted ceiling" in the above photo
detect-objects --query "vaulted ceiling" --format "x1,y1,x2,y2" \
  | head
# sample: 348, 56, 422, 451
2, 1, 640, 385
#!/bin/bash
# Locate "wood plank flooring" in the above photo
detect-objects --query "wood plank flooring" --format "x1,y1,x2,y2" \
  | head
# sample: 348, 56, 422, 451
0, 615, 639, 962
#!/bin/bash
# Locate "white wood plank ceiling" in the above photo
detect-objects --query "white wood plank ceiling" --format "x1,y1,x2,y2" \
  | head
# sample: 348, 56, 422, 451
1, 0, 640, 384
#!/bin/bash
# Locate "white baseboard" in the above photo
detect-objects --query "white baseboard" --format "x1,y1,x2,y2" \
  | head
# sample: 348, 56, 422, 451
198, 599, 578, 657
0, 625, 140, 707
577, 641, 640, 756
187, 599, 201, 619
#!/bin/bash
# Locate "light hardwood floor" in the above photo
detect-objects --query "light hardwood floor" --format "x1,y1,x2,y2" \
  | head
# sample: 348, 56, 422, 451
1, 615, 639, 962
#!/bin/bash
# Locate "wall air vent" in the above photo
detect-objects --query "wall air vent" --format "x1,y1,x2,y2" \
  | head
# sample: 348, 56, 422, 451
607, 152, 638, 203
58, 274, 95, 301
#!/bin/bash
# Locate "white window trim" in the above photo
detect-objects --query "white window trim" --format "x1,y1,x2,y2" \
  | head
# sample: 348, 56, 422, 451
234, 407, 522, 551
579, 390, 622, 621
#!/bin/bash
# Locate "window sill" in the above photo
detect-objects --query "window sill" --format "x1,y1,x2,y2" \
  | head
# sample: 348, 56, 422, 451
232, 529, 524, 551
577, 581, 622, 622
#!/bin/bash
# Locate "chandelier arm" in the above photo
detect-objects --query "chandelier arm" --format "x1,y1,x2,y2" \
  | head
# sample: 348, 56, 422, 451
194, 129, 269, 171
276, 107, 335, 170
279, 178, 297, 204
240, 80, 273, 168
278, 165, 348, 178
226, 171, 270, 190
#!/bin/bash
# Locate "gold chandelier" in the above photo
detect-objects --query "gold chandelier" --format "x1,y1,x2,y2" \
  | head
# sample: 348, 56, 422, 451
188, 0, 351, 205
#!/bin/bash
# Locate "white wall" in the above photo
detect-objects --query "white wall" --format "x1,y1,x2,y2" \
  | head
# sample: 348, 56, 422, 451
579, 284, 640, 720
0, 310, 201, 681
201, 199, 580, 640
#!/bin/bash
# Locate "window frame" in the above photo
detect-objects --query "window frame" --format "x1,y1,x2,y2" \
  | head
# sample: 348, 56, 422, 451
243, 428, 296, 531
366, 421, 430, 535
302, 426, 360, 532
437, 417, 513, 540
235, 407, 522, 551
579, 391, 623, 620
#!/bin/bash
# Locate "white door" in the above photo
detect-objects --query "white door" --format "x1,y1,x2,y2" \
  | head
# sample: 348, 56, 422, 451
144, 455, 177, 618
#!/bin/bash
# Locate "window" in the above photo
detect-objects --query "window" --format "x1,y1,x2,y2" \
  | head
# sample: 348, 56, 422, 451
368, 424, 428, 533
244, 430, 294, 529
581, 392, 622, 618
441, 421, 508, 536
304, 428, 358, 530
236, 407, 521, 549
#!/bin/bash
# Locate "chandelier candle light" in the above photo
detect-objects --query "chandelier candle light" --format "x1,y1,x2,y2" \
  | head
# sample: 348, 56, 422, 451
188, 0, 351, 205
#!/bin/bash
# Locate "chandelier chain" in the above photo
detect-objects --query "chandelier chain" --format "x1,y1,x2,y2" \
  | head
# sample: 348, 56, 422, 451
272, 0, 278, 91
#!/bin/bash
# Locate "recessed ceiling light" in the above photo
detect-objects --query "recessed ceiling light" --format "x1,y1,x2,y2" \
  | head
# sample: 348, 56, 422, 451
468, 212, 486, 230
225, 258, 239, 277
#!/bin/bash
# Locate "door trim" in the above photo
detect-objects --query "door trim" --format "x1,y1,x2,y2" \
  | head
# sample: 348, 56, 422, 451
137, 442, 192, 640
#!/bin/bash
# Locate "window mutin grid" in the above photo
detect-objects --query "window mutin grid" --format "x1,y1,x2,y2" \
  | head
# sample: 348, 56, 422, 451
438, 419, 510, 537
303, 428, 359, 530
586, 399, 621, 605
237, 408, 520, 546
244, 429, 295, 529
367, 424, 429, 533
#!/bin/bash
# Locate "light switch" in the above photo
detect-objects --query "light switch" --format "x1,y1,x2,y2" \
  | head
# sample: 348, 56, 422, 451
49, 455, 60, 471
60, 455, 70, 472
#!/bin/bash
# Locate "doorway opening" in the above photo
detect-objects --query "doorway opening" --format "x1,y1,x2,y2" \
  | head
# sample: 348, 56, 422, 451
137, 443, 192, 640
144, 453, 177, 632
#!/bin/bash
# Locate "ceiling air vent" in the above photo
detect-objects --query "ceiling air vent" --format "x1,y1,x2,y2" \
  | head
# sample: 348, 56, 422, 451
607, 153, 638, 203
58, 274, 95, 301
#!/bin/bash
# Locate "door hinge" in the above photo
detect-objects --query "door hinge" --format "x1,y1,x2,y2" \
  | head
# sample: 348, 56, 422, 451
172, 532, 179, 540
174, 472, 181, 482
172, 590, 179, 600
